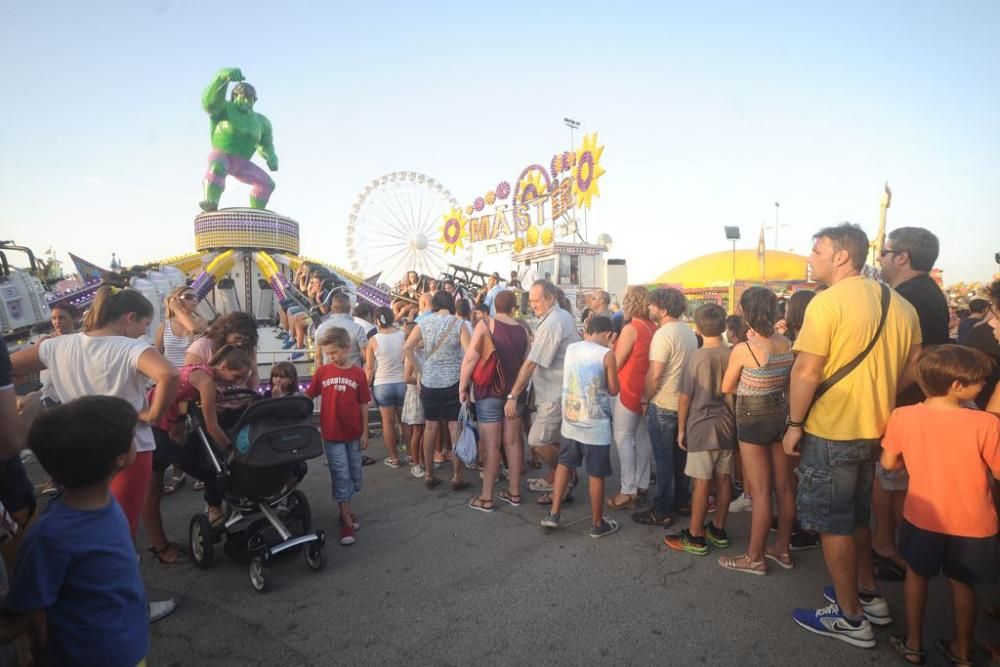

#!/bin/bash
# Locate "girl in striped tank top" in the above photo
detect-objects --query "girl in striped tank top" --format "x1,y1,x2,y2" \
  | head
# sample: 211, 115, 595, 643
154, 286, 208, 495
719, 287, 796, 575
155, 287, 208, 367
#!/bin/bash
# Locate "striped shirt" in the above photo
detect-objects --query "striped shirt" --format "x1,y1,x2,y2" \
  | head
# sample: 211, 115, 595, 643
648, 321, 699, 411
737, 347, 794, 396
162, 319, 194, 367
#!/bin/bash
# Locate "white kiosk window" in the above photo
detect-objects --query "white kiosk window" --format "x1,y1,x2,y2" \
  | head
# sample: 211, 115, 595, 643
559, 255, 579, 285
537, 259, 555, 282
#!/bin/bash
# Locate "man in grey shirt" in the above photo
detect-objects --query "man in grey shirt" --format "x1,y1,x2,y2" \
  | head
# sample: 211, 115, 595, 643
313, 292, 369, 367
505, 280, 580, 494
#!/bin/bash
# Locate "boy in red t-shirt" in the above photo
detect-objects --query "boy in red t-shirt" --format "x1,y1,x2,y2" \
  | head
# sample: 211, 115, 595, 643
305, 327, 371, 546
881, 345, 1000, 666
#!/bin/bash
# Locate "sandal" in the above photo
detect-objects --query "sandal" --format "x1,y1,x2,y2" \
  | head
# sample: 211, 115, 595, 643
450, 478, 469, 492
606, 494, 636, 511
207, 506, 227, 528
467, 497, 495, 513
193, 480, 206, 491
718, 553, 767, 576
499, 490, 522, 507
425, 477, 440, 490
935, 639, 972, 666
536, 490, 573, 506
148, 544, 190, 564
163, 473, 187, 495
889, 635, 925, 665
630, 508, 672, 527
527, 478, 555, 493
765, 550, 794, 570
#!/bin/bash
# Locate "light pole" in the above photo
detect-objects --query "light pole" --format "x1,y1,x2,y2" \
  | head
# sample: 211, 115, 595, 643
563, 117, 583, 239
725, 226, 741, 313
766, 201, 788, 251
563, 117, 580, 153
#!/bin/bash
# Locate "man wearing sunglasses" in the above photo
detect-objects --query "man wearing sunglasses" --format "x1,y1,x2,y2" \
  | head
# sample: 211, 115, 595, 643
871, 228, 950, 582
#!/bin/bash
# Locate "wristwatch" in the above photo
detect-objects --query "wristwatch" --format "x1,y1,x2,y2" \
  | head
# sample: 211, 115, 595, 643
506, 393, 516, 400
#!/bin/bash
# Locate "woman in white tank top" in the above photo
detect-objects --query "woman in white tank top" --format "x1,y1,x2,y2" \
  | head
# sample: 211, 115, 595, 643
366, 307, 407, 467
155, 286, 208, 367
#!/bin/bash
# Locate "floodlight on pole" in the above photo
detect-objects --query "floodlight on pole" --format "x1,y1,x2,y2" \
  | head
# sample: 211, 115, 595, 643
725, 226, 741, 313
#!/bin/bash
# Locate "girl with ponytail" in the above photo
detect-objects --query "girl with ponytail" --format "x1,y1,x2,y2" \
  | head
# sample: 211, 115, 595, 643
12, 285, 179, 538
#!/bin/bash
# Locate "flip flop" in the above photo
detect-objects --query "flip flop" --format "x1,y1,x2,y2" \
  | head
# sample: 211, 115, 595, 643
935, 639, 972, 666
606, 495, 636, 510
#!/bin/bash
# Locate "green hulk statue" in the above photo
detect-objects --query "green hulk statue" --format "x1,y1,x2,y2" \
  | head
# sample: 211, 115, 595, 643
199, 67, 279, 212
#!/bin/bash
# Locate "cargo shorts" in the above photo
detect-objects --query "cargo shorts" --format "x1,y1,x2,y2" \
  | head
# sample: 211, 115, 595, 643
795, 434, 878, 536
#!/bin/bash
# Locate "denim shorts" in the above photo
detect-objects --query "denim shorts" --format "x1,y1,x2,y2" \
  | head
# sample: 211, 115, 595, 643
373, 382, 406, 408
475, 396, 507, 424
795, 434, 877, 536
735, 393, 788, 445
558, 438, 612, 478
875, 459, 910, 491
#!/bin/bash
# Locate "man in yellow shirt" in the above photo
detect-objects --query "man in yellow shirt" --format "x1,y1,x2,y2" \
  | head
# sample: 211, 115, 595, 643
783, 224, 920, 649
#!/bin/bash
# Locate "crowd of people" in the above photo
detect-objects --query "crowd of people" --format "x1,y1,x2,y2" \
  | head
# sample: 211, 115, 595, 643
0, 223, 998, 665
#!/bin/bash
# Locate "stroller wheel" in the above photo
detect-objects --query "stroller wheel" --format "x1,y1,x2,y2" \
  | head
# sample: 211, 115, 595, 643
189, 514, 214, 569
304, 542, 326, 571
249, 557, 269, 592
285, 490, 312, 535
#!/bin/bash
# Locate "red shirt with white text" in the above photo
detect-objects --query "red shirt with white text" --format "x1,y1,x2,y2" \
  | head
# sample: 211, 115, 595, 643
305, 363, 371, 441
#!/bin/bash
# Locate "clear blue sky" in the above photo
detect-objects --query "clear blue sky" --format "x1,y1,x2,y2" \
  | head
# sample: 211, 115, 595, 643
2, 1, 998, 284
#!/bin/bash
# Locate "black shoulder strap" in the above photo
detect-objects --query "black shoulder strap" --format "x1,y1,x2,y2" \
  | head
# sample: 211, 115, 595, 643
745, 341, 761, 367
812, 283, 891, 403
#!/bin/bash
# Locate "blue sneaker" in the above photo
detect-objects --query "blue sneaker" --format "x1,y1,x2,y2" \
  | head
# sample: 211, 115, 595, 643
281, 338, 296, 350
792, 603, 876, 648
289, 352, 304, 361
822, 586, 892, 626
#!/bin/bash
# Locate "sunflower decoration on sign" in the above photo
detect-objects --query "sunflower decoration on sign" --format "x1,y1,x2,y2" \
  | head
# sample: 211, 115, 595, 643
572, 132, 606, 209
518, 171, 548, 204
440, 207, 468, 255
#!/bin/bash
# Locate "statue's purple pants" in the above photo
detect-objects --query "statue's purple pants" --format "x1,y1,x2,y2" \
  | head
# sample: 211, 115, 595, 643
204, 150, 274, 202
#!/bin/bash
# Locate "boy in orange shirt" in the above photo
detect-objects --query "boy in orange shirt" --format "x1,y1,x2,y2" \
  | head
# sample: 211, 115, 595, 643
880, 345, 1000, 666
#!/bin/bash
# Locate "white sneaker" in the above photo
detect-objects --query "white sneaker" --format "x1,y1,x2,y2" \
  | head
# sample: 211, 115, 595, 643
410, 464, 425, 479
823, 586, 893, 626
149, 599, 177, 623
728, 491, 753, 513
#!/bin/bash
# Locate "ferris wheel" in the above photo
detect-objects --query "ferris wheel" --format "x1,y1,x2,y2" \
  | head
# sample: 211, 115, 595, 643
345, 171, 468, 285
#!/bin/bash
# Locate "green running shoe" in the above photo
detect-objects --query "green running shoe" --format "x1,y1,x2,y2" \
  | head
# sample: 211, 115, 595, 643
664, 529, 708, 555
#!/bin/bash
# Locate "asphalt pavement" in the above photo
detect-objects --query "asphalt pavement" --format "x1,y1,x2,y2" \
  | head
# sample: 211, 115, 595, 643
24, 439, 999, 666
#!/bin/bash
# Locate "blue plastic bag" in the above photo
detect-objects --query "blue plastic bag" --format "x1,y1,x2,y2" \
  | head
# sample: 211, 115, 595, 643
455, 403, 478, 466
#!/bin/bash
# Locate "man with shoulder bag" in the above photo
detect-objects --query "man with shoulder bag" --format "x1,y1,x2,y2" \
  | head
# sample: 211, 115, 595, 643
783, 224, 920, 649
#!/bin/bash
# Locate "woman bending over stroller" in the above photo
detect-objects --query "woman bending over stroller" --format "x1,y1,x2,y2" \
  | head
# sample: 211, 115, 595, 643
144, 346, 252, 563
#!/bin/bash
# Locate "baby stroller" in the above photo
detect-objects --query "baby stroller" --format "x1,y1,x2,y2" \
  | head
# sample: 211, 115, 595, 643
186, 390, 326, 592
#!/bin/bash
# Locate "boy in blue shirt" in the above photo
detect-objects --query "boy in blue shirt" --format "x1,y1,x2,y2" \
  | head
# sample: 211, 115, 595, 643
0, 395, 149, 667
